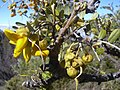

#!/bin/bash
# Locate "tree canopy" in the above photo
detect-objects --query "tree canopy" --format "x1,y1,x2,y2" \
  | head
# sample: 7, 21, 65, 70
1, 0, 120, 90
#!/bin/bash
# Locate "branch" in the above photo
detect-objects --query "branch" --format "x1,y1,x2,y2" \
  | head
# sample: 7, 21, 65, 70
101, 41, 120, 51
78, 72, 120, 84
55, 0, 101, 44
47, 71, 120, 86
55, 9, 76, 43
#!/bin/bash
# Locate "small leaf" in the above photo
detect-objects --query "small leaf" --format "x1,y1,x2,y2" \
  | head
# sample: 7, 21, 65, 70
27, 22, 34, 32
39, 15, 46, 20
91, 12, 99, 20
59, 10, 64, 19
79, 10, 86, 19
12, 26, 18, 29
101, 6, 113, 11
42, 71, 52, 80
56, 4, 63, 14
46, 14, 53, 23
46, 7, 52, 14
16, 22, 25, 26
55, 24, 60, 31
50, 0, 56, 4
64, 4, 71, 15
33, 19, 39, 26
108, 29, 120, 43
96, 47, 105, 55
98, 29, 106, 39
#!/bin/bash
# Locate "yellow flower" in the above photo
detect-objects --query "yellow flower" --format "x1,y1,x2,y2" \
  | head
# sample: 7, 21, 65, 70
23, 42, 31, 62
4, 29, 29, 61
4, 28, 49, 62
14, 36, 28, 57
31, 40, 49, 57
4, 29, 21, 45
16, 27, 29, 37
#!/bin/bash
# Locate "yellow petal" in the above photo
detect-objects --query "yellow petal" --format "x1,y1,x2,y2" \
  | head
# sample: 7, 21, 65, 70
16, 27, 29, 37
4, 29, 20, 43
34, 50, 49, 56
14, 37, 28, 57
9, 40, 16, 45
23, 42, 31, 62
39, 39, 48, 50
13, 50, 22, 58
31, 44, 38, 55
32, 41, 36, 47
29, 34, 38, 47
42, 50, 49, 56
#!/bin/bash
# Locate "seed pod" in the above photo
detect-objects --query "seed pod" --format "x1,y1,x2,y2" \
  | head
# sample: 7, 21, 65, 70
72, 61, 78, 68
23, 4, 28, 9
17, 10, 22, 13
73, 57, 83, 66
67, 66, 79, 78
98, 29, 106, 39
64, 52, 75, 62
11, 13, 16, 17
82, 54, 93, 63
108, 29, 120, 43
65, 61, 71, 68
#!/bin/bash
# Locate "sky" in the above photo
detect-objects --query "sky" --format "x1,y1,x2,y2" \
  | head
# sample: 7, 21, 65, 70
0, 0, 120, 28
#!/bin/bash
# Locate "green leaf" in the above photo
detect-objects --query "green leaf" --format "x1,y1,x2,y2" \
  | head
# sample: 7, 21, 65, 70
108, 29, 120, 43
45, 7, 52, 14
59, 10, 64, 19
79, 10, 86, 19
55, 4, 64, 16
42, 71, 52, 80
91, 12, 99, 20
27, 22, 34, 32
33, 19, 39, 26
12, 26, 18, 29
96, 47, 105, 55
16, 22, 25, 27
98, 29, 106, 39
50, 0, 56, 4
46, 14, 53, 23
39, 15, 46, 20
64, 4, 71, 15
101, 6, 113, 11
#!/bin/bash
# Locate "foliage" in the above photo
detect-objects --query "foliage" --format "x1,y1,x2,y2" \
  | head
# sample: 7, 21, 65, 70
1, 0, 120, 90
5, 56, 50, 90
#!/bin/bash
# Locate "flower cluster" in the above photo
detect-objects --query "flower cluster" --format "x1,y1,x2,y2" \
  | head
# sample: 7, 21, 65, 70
4, 27, 49, 62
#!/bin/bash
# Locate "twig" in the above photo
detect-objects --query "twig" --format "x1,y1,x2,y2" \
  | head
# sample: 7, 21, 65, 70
78, 71, 120, 83
91, 45, 101, 61
101, 41, 120, 51
47, 71, 120, 86
55, 10, 76, 43
28, 38, 45, 70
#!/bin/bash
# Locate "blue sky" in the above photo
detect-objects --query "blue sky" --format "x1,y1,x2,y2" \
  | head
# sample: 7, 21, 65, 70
0, 0, 120, 26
